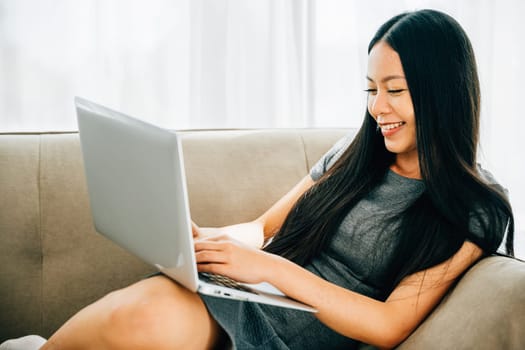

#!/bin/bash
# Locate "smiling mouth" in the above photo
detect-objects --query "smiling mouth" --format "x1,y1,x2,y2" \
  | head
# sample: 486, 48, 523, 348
379, 121, 405, 132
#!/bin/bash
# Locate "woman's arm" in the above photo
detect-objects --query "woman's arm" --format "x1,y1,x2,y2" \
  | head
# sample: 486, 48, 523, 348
195, 238, 482, 349
193, 175, 315, 248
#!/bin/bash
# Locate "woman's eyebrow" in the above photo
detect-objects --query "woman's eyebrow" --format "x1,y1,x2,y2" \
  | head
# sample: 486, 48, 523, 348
366, 75, 406, 83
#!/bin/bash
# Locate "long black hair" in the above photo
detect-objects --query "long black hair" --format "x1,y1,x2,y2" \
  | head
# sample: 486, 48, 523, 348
264, 9, 514, 293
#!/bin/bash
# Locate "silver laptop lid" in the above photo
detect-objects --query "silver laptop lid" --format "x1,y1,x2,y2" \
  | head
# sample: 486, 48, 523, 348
75, 97, 198, 292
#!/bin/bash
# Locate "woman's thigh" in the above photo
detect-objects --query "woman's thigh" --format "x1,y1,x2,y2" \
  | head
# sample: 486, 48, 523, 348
44, 276, 225, 350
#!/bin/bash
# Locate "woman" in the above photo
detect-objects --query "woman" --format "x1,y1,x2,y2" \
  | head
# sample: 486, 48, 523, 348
6, 8, 513, 350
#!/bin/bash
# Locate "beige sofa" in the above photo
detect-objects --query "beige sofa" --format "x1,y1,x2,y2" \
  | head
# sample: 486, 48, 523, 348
1, 129, 524, 349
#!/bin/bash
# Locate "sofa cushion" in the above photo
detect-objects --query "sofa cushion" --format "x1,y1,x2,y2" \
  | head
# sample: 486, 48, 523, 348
0, 135, 42, 338
181, 129, 349, 227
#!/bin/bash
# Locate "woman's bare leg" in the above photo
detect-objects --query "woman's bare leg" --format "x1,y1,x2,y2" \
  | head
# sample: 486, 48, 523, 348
41, 276, 225, 350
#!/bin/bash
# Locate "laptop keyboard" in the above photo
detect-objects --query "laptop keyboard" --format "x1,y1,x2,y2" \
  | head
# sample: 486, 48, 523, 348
199, 272, 256, 294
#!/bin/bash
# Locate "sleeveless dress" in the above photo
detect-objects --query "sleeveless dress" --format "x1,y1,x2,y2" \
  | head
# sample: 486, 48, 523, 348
201, 133, 502, 350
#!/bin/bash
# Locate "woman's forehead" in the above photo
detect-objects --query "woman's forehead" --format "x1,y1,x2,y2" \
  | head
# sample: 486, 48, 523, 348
367, 42, 405, 81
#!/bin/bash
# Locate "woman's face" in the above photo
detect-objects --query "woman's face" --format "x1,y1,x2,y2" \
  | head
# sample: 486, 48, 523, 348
367, 41, 417, 162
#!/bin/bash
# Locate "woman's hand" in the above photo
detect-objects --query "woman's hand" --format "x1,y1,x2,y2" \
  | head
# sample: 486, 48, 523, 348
191, 220, 264, 248
194, 235, 277, 284
191, 221, 225, 241
191, 221, 201, 237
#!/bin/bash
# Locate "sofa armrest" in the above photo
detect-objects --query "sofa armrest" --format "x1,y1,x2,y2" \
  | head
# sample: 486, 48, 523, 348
396, 256, 525, 349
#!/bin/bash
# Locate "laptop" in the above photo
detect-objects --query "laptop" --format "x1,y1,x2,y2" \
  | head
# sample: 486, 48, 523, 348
75, 97, 316, 313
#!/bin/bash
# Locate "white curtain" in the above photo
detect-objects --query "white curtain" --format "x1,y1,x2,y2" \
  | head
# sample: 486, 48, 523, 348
0, 0, 523, 256
0, 0, 192, 131
189, 0, 312, 128
0, 0, 311, 131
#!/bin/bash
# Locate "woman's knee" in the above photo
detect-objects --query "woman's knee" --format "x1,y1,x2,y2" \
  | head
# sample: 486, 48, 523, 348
100, 276, 219, 349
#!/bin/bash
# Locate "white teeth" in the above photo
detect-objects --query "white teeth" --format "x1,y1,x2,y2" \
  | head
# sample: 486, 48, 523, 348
381, 122, 405, 131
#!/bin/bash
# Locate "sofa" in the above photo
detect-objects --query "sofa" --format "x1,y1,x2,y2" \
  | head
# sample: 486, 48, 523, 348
1, 129, 524, 349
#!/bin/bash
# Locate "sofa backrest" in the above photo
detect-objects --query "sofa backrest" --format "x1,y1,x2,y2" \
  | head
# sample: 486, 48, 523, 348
0, 129, 350, 340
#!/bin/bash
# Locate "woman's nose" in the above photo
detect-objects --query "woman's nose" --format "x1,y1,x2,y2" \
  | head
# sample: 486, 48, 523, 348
369, 91, 391, 117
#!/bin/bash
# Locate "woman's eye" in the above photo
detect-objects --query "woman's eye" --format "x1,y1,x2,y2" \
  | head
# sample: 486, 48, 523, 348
364, 88, 407, 96
388, 89, 407, 95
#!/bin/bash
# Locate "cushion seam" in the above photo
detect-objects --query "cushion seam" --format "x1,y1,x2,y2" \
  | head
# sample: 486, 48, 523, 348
38, 135, 44, 334
298, 132, 309, 175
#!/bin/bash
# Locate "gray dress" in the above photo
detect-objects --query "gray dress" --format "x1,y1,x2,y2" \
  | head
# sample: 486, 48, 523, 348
201, 133, 498, 350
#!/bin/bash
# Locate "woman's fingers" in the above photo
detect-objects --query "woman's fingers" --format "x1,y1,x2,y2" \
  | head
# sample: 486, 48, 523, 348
191, 221, 200, 237
197, 261, 228, 276
195, 233, 231, 242
194, 237, 269, 284
195, 239, 231, 251
195, 249, 229, 264
195, 240, 234, 263
195, 241, 232, 275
